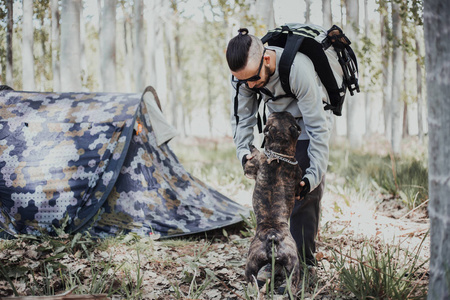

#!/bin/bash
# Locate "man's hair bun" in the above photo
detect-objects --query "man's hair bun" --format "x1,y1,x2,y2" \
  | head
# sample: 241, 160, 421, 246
238, 28, 249, 35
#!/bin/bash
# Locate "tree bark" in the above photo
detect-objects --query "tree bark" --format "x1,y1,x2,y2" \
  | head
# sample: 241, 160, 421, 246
101, 0, 117, 92
415, 29, 424, 142
254, 0, 275, 32
51, 0, 61, 92
424, 1, 450, 298
60, 0, 82, 92
133, 0, 145, 92
79, 1, 87, 90
402, 49, 409, 138
364, 0, 371, 136
122, 4, 132, 92
322, 0, 332, 29
146, 0, 158, 88
380, 0, 392, 140
6, 0, 13, 86
345, 0, 363, 149
304, 0, 312, 23
390, 2, 403, 155
22, 0, 35, 90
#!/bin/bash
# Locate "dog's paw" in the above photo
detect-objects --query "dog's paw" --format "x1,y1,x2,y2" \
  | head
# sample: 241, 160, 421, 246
244, 146, 260, 179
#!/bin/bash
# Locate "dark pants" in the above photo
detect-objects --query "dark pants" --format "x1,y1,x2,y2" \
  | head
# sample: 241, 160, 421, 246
290, 140, 324, 265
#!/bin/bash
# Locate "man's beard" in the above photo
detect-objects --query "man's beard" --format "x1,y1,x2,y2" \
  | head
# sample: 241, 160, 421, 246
255, 65, 271, 89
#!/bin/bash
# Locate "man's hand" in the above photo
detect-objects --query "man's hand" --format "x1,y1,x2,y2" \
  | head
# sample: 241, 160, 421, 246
299, 177, 310, 198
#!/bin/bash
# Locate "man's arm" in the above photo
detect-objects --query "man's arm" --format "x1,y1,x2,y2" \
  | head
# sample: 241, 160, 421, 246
230, 81, 259, 165
290, 54, 331, 192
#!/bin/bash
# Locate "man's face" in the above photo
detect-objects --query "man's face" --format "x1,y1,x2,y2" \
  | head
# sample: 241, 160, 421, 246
232, 49, 270, 89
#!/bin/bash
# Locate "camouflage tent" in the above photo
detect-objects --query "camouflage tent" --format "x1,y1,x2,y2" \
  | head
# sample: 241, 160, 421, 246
0, 87, 248, 239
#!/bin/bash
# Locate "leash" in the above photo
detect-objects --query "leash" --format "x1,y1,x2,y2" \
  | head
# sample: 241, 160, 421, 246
264, 149, 298, 165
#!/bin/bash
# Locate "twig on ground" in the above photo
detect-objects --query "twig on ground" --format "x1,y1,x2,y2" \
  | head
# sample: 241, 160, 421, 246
312, 266, 343, 298
212, 273, 246, 300
399, 199, 429, 220
406, 269, 429, 299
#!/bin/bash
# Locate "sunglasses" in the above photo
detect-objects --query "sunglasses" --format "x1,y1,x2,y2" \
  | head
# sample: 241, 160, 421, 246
232, 48, 267, 85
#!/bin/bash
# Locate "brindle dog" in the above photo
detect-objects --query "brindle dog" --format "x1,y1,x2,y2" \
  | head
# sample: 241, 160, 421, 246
244, 111, 302, 293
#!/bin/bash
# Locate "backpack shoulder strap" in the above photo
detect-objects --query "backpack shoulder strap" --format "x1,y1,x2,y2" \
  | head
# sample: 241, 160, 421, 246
278, 31, 305, 97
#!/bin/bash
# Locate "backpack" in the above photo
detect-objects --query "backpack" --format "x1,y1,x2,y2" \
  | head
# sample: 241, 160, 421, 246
232, 24, 360, 138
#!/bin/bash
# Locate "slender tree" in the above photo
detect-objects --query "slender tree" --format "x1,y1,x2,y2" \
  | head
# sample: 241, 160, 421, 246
60, 0, 82, 91
390, 1, 403, 155
100, 0, 117, 92
363, 0, 371, 136
322, 0, 332, 29
424, 1, 450, 299
22, 0, 35, 90
6, 0, 13, 86
254, 0, 275, 31
304, 0, 312, 23
79, 1, 87, 90
345, 0, 363, 148
51, 0, 61, 92
146, 0, 158, 88
415, 29, 424, 142
379, 0, 392, 140
133, 0, 145, 92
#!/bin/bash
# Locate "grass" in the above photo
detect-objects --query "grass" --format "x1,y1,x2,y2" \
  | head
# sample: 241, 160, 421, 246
330, 233, 429, 299
328, 140, 429, 210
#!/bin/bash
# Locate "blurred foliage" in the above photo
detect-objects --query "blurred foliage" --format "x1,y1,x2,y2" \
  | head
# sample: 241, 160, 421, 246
328, 140, 428, 209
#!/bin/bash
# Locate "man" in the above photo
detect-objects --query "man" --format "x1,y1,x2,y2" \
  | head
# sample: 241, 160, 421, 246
226, 27, 335, 271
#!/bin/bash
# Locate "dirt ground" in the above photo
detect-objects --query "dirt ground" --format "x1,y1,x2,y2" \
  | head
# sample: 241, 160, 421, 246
0, 187, 430, 299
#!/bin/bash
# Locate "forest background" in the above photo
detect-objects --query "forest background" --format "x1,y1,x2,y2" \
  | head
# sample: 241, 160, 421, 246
0, 0, 425, 155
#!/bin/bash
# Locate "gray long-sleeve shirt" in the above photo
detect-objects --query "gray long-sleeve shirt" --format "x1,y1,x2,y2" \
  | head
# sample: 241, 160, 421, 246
230, 46, 337, 191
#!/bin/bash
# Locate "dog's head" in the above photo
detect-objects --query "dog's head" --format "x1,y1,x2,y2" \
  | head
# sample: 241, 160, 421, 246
263, 112, 301, 152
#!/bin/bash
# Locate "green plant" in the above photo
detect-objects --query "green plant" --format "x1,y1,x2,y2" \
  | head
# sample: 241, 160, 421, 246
119, 248, 145, 299
0, 262, 19, 296
240, 211, 257, 237
331, 234, 429, 299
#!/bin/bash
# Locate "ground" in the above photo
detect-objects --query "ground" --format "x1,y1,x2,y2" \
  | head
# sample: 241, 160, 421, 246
0, 137, 430, 299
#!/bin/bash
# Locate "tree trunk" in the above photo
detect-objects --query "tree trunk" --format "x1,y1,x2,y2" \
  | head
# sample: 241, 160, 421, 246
402, 49, 409, 138
322, 0, 332, 29
79, 1, 87, 90
122, 7, 132, 92
416, 31, 424, 142
6, 0, 13, 86
51, 0, 61, 92
60, 0, 82, 92
146, 0, 158, 88
133, 0, 145, 92
101, 0, 117, 92
390, 2, 403, 155
38, 17, 46, 91
22, 0, 35, 90
424, 1, 450, 299
380, 0, 392, 140
165, 21, 177, 129
254, 0, 275, 32
364, 0, 371, 136
304, 0, 312, 23
345, 0, 363, 149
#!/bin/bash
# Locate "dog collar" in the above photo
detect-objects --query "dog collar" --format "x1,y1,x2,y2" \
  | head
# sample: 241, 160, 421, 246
264, 149, 298, 165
